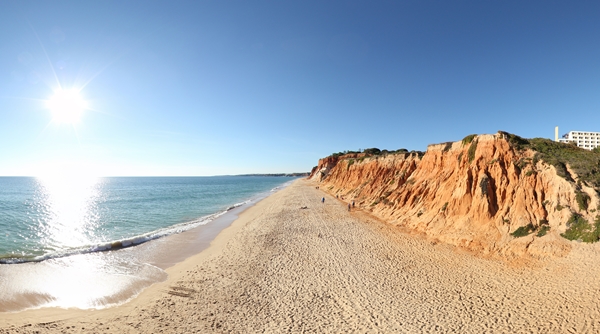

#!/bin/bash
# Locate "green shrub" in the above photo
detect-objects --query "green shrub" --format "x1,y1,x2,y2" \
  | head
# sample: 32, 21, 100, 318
527, 138, 600, 188
510, 220, 551, 238
443, 142, 453, 152
409, 150, 426, 158
556, 204, 564, 211
532, 153, 540, 166
513, 161, 521, 173
441, 202, 448, 212
347, 159, 355, 170
468, 140, 478, 163
561, 214, 600, 243
462, 134, 477, 146
511, 223, 535, 237
537, 225, 550, 237
516, 158, 529, 169
497, 133, 600, 189
498, 131, 530, 151
575, 190, 590, 211
329, 150, 361, 158
363, 148, 381, 155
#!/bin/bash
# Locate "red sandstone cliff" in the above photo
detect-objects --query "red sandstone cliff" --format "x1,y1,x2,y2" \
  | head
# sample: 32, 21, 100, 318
310, 132, 600, 258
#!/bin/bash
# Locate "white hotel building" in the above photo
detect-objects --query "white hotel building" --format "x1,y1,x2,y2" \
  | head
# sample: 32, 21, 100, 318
555, 127, 600, 150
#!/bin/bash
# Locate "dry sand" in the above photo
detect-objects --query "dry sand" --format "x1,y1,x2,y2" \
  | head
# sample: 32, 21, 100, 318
2, 179, 600, 333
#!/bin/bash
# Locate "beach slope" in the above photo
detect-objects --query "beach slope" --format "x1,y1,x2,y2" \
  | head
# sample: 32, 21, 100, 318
2, 179, 600, 333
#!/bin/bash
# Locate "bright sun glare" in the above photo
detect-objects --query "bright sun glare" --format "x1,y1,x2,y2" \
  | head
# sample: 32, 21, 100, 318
46, 89, 87, 124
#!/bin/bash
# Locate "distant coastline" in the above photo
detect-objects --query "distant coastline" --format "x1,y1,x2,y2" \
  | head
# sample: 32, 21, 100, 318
236, 173, 309, 177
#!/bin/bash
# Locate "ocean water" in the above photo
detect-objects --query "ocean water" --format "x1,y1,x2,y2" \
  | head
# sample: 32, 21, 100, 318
0, 176, 294, 264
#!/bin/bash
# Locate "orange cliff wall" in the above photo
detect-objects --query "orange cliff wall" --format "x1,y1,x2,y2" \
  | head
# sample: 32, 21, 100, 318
311, 132, 600, 258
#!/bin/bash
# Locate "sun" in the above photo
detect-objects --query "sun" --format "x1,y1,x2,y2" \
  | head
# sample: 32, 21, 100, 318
46, 89, 87, 124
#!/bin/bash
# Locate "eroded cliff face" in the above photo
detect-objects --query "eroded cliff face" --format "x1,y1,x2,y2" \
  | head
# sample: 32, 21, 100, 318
311, 132, 600, 258
310, 153, 367, 182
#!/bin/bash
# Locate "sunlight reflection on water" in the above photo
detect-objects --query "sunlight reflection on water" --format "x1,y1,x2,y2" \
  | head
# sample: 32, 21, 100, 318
35, 175, 102, 250
0, 176, 293, 311
2, 176, 174, 310
0, 249, 167, 311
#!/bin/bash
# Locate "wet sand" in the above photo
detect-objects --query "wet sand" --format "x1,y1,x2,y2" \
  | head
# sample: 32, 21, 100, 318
2, 179, 600, 333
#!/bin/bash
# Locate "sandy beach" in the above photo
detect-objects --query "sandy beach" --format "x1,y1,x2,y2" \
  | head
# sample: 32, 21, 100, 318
2, 178, 600, 333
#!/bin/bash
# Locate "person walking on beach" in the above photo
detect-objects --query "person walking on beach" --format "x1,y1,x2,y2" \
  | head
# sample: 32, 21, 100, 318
348, 203, 351, 211
352, 200, 355, 208
321, 197, 325, 203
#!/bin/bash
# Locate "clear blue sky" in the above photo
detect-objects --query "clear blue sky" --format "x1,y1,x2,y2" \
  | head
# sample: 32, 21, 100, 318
1, 1, 599, 176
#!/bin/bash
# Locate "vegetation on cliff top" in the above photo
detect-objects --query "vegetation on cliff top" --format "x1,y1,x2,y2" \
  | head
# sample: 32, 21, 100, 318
498, 132, 600, 243
461, 134, 477, 145
326, 132, 600, 190
327, 148, 424, 159
499, 132, 600, 190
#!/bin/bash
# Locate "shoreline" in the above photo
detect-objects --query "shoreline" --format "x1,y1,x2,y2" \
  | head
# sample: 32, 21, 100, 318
0, 180, 292, 314
2, 178, 600, 332
0, 179, 292, 325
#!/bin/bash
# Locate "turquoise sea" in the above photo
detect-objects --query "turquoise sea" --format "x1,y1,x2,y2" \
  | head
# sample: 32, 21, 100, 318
0, 176, 294, 264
